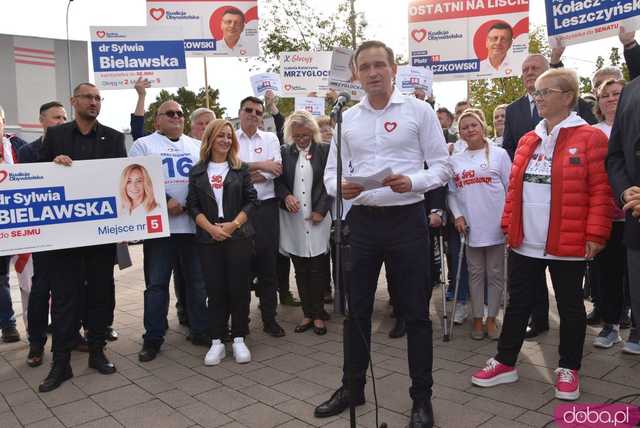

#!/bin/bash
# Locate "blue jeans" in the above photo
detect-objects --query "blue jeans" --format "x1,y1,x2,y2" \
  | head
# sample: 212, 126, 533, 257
446, 223, 469, 303
0, 256, 16, 330
142, 234, 208, 347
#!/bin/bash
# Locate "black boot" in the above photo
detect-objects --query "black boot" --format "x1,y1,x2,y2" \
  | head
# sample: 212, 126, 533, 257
314, 386, 365, 418
89, 348, 116, 374
39, 358, 73, 393
389, 318, 406, 339
409, 398, 434, 428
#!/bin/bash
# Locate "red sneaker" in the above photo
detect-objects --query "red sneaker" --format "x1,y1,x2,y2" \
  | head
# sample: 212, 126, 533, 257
471, 358, 518, 387
554, 368, 580, 401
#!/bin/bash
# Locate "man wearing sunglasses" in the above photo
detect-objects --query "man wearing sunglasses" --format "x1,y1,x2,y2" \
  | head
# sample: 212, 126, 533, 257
129, 100, 209, 362
37, 83, 126, 392
236, 96, 286, 337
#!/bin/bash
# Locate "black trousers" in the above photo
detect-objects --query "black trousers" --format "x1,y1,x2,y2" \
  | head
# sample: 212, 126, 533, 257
277, 253, 291, 296
497, 251, 586, 370
199, 239, 252, 339
530, 270, 550, 329
48, 244, 116, 359
291, 254, 328, 320
342, 203, 433, 401
593, 222, 626, 324
250, 199, 279, 323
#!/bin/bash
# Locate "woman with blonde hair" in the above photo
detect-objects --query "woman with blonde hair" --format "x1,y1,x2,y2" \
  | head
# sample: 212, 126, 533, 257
448, 109, 512, 340
119, 164, 158, 215
186, 119, 258, 366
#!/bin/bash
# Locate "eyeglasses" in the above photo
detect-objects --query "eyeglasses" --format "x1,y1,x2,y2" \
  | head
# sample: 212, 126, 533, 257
531, 88, 568, 99
292, 134, 312, 140
159, 110, 184, 118
243, 107, 263, 116
75, 94, 103, 102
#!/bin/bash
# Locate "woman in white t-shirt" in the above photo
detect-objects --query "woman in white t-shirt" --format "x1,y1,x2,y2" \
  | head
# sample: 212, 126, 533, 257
448, 109, 512, 340
119, 164, 158, 217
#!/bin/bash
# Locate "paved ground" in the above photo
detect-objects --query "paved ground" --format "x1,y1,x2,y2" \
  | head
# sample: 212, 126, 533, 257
1, 245, 639, 428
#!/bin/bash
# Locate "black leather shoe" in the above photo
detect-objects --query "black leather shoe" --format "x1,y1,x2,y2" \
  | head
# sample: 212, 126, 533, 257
294, 322, 313, 333
89, 349, 116, 374
389, 319, 406, 339
106, 326, 119, 341
138, 345, 159, 362
409, 399, 434, 428
524, 325, 549, 339
263, 321, 286, 338
314, 387, 365, 418
1, 326, 20, 343
39, 362, 73, 393
313, 325, 327, 336
586, 308, 602, 326
27, 346, 44, 367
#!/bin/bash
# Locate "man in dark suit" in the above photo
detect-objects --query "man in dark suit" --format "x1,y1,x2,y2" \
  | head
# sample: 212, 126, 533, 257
37, 83, 126, 392
606, 74, 640, 355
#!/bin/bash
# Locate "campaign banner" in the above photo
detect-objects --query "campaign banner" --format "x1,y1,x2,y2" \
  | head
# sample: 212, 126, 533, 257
146, 0, 258, 57
250, 72, 282, 97
90, 26, 187, 90
409, 0, 529, 81
395, 66, 434, 97
0, 157, 170, 256
294, 97, 325, 117
545, 0, 640, 48
328, 47, 364, 100
280, 51, 332, 96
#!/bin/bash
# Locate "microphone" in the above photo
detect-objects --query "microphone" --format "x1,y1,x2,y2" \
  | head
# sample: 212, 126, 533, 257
331, 92, 351, 116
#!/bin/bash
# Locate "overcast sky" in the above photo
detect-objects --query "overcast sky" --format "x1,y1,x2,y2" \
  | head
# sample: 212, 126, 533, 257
1, 0, 624, 131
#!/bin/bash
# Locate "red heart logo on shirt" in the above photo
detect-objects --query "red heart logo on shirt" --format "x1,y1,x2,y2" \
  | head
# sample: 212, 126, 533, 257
284, 84, 293, 91
149, 8, 165, 21
0, 170, 7, 183
254, 147, 263, 154
96, 31, 106, 39
384, 122, 398, 133
411, 29, 427, 43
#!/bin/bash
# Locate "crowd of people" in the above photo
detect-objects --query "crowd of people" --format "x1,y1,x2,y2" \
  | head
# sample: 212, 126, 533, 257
1, 32, 640, 428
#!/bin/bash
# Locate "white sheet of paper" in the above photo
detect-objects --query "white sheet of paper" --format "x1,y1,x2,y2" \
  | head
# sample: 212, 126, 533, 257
344, 167, 394, 191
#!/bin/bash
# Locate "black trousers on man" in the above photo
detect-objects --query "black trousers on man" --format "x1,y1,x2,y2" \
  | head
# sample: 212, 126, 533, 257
342, 202, 433, 401
48, 244, 116, 360
250, 199, 279, 324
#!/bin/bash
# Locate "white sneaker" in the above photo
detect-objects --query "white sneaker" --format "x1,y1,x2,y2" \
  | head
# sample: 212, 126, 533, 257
454, 303, 469, 325
232, 337, 251, 364
204, 339, 225, 366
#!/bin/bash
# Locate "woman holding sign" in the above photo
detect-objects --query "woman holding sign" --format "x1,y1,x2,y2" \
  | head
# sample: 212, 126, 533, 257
186, 119, 257, 366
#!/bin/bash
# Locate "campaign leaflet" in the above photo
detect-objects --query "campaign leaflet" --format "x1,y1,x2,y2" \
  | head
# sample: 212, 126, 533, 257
250, 72, 282, 97
395, 66, 434, 97
0, 156, 169, 256
294, 97, 325, 117
146, 0, 258, 57
409, 0, 529, 81
545, 0, 640, 48
90, 26, 187, 90
280, 51, 333, 97
328, 47, 364, 100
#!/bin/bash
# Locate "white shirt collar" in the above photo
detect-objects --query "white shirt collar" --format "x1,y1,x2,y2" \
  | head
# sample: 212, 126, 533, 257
360, 88, 406, 112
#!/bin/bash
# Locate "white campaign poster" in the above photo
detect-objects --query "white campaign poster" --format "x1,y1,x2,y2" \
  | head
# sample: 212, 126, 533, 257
250, 72, 282, 97
0, 156, 170, 256
90, 26, 187, 90
328, 47, 364, 100
280, 51, 332, 96
146, 0, 258, 57
294, 97, 325, 117
395, 66, 434, 97
409, 0, 529, 81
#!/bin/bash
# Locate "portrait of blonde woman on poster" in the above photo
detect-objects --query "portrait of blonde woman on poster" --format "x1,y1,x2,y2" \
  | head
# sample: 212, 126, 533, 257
119, 163, 160, 218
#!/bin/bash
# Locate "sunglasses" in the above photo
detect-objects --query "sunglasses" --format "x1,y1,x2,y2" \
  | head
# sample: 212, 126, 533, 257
159, 110, 184, 118
243, 107, 263, 116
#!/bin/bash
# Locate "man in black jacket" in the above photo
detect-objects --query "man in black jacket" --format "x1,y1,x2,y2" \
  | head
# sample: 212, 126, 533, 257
37, 83, 125, 392
606, 72, 640, 355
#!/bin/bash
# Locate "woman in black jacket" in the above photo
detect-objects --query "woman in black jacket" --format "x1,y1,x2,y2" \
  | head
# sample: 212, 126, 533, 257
186, 119, 257, 366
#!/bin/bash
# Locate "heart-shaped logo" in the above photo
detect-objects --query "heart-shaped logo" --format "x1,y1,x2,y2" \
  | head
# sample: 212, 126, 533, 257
254, 147, 263, 154
0, 170, 8, 183
569, 147, 577, 155
411, 29, 427, 43
384, 122, 398, 133
96, 31, 106, 39
284, 84, 292, 92
149, 7, 165, 21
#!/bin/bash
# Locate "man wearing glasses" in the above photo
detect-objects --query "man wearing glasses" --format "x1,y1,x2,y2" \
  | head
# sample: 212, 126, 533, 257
236, 96, 286, 337
38, 83, 126, 392
129, 100, 209, 362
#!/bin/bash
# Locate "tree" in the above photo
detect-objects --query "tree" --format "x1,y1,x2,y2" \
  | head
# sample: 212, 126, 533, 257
579, 47, 629, 94
144, 86, 226, 134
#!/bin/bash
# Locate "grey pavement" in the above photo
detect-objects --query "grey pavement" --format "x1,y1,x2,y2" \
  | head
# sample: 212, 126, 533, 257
1, 245, 639, 427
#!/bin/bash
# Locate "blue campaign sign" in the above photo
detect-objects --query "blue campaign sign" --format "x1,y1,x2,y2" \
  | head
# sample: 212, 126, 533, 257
90, 26, 188, 90
545, 0, 640, 47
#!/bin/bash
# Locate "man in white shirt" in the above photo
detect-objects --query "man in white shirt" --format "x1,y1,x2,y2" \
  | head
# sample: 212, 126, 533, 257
236, 96, 286, 337
478, 22, 514, 76
315, 41, 450, 428
129, 101, 209, 362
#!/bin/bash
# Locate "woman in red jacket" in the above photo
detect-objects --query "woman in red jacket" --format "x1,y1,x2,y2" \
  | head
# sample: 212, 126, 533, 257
471, 68, 612, 401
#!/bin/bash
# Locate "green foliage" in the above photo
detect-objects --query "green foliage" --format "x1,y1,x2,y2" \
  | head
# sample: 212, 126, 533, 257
579, 47, 629, 94
144, 86, 226, 134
